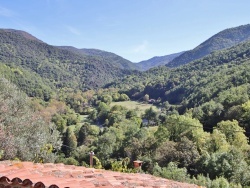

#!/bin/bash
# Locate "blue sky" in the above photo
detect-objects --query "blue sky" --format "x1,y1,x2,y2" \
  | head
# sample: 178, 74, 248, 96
0, 0, 249, 62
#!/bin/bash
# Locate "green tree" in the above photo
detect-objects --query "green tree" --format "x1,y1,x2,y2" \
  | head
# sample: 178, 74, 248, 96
101, 94, 112, 105
119, 93, 130, 101
0, 78, 62, 162
52, 113, 67, 133
154, 125, 169, 144
154, 137, 199, 171
143, 107, 158, 125
124, 127, 156, 161
153, 162, 189, 182
165, 114, 203, 142
126, 109, 137, 119
207, 129, 230, 153
112, 93, 120, 101
216, 120, 249, 151
63, 127, 77, 157
78, 123, 99, 146
197, 100, 224, 129
197, 148, 250, 185
97, 102, 110, 123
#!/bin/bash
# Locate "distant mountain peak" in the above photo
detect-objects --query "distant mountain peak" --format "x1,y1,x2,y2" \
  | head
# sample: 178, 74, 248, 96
136, 51, 184, 71
2, 29, 43, 43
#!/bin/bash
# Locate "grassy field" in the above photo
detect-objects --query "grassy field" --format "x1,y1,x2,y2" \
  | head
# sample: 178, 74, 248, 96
110, 101, 159, 116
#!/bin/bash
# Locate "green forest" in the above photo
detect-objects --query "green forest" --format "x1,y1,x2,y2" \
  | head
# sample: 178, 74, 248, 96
2, 26, 250, 188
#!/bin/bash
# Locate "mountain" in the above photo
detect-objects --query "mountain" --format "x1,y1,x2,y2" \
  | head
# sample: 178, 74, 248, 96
57, 46, 138, 70
111, 39, 250, 110
168, 24, 250, 67
0, 29, 136, 100
135, 51, 184, 71
1, 29, 43, 42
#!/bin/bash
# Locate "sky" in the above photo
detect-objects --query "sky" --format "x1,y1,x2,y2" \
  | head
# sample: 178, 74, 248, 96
0, 0, 250, 62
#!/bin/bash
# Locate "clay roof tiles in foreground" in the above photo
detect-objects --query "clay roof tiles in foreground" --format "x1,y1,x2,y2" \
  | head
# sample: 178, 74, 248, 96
0, 161, 201, 188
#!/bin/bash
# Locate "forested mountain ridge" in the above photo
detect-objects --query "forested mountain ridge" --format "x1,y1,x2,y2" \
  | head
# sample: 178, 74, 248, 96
0, 29, 136, 100
136, 51, 184, 71
57, 46, 139, 70
1, 29, 43, 42
168, 24, 250, 67
110, 39, 250, 113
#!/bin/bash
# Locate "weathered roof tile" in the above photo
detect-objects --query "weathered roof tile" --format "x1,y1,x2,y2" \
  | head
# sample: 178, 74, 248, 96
0, 161, 202, 188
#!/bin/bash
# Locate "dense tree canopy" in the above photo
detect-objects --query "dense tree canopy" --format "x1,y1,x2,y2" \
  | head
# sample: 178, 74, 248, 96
0, 78, 62, 162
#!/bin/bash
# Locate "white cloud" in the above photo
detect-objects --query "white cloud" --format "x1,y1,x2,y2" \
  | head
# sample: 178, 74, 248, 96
133, 40, 149, 53
66, 26, 81, 36
0, 6, 15, 17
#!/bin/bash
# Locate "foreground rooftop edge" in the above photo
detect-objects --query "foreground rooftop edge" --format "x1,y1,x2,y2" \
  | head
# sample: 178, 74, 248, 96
0, 160, 202, 188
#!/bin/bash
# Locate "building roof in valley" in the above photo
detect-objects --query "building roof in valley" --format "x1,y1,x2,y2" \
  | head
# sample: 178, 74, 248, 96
0, 161, 201, 188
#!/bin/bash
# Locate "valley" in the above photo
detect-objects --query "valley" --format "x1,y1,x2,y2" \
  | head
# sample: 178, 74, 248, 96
1, 24, 250, 187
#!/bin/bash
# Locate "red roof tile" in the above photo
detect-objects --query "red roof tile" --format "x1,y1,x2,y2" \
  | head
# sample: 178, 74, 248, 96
0, 161, 202, 188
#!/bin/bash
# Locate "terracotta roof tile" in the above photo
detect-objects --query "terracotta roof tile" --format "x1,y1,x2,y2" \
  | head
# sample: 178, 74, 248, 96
0, 161, 202, 188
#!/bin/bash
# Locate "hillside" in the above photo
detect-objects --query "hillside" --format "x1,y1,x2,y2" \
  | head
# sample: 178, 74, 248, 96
57, 46, 139, 70
110, 39, 250, 118
1, 29, 43, 42
0, 29, 136, 99
168, 24, 250, 67
136, 51, 184, 71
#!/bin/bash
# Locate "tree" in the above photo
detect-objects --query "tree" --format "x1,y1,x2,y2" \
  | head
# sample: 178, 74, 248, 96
165, 114, 203, 142
175, 137, 200, 169
97, 102, 110, 123
207, 129, 230, 153
124, 127, 156, 161
197, 100, 224, 129
143, 94, 149, 102
52, 113, 67, 133
154, 125, 169, 144
63, 127, 77, 157
154, 137, 200, 172
240, 100, 250, 128
119, 94, 130, 101
216, 120, 249, 151
126, 109, 137, 119
96, 128, 118, 166
143, 107, 157, 125
197, 147, 250, 185
154, 141, 177, 167
0, 78, 62, 162
78, 123, 99, 146
112, 93, 120, 101
153, 162, 189, 182
101, 94, 112, 105
108, 111, 125, 126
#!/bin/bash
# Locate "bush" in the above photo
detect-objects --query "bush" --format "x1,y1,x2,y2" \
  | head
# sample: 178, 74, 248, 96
153, 162, 189, 182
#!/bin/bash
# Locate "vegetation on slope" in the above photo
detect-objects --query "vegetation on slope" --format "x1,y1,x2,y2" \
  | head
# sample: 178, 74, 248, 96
168, 24, 250, 67
0, 77, 61, 162
112, 40, 250, 109
109, 39, 250, 133
0, 63, 54, 100
136, 51, 184, 71
57, 46, 139, 70
0, 29, 136, 100
54, 88, 250, 187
